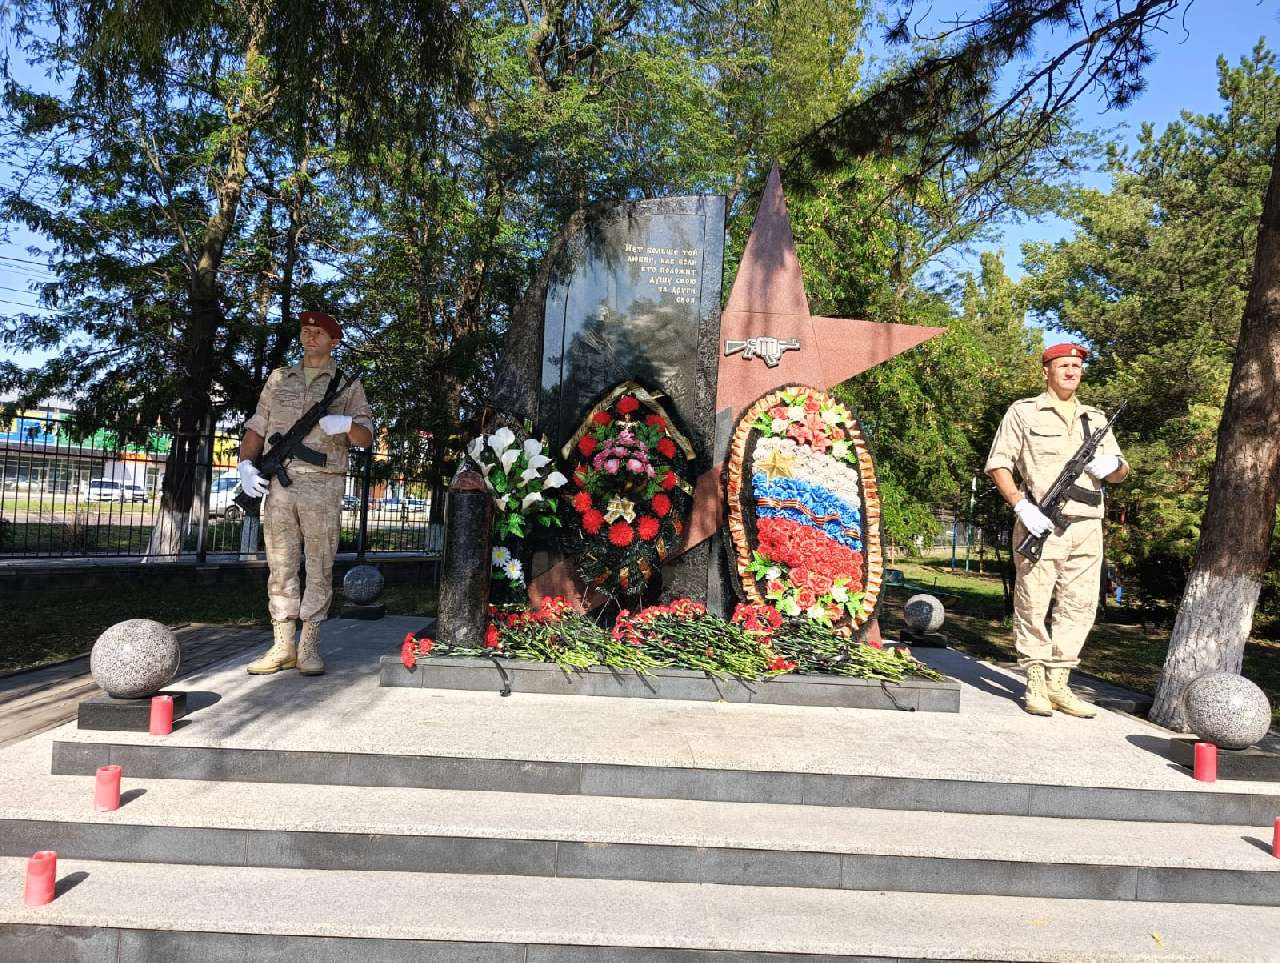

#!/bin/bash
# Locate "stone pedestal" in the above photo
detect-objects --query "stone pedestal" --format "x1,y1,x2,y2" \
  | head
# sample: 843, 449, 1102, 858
1169, 737, 1280, 782
436, 468, 492, 648
77, 690, 189, 731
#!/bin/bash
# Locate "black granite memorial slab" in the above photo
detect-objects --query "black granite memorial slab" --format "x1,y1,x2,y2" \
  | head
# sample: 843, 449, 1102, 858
340, 603, 386, 620
77, 690, 189, 731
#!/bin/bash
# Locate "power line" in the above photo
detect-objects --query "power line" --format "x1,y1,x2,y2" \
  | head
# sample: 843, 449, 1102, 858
0, 254, 52, 267
0, 296, 52, 310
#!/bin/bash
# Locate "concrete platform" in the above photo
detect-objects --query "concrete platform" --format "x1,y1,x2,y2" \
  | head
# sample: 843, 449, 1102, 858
5, 858, 1280, 962
41, 618, 1280, 825
3, 735, 1279, 905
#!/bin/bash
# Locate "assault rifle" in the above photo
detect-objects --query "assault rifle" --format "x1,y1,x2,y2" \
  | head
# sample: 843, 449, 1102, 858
233, 368, 356, 518
1016, 401, 1127, 563
724, 336, 800, 368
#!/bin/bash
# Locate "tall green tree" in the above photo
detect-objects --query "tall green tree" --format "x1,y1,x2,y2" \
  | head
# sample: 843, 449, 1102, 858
0, 0, 462, 555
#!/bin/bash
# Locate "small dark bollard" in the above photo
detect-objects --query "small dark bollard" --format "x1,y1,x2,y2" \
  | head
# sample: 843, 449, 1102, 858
437, 466, 493, 649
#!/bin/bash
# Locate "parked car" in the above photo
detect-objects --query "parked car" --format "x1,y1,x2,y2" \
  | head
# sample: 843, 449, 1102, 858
85, 479, 129, 502
124, 484, 148, 503
208, 473, 246, 519
342, 494, 359, 511
404, 497, 428, 513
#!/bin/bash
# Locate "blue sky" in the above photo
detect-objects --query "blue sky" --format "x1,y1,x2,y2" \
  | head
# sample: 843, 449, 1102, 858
1, 2, 1276, 364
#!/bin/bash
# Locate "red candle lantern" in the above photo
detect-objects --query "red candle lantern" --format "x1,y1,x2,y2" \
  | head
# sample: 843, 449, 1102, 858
1193, 741, 1217, 783
94, 765, 122, 812
23, 851, 56, 906
148, 694, 174, 736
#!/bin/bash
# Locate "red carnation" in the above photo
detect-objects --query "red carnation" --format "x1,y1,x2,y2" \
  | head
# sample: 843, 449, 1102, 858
582, 508, 605, 535
651, 493, 671, 517
400, 639, 416, 671
637, 515, 660, 541
484, 624, 501, 649
608, 521, 634, 547
418, 637, 433, 654
572, 491, 592, 513
645, 414, 666, 430
574, 465, 588, 487
659, 471, 677, 491
796, 588, 818, 609
616, 394, 640, 414
592, 411, 612, 426
577, 435, 598, 456
656, 437, 676, 458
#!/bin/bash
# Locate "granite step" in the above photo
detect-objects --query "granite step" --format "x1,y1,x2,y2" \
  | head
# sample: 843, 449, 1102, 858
48, 734, 1280, 827
4, 858, 1280, 962
3, 749, 1278, 905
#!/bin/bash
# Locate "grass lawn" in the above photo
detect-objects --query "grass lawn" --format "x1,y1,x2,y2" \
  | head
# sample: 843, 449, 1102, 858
0, 580, 438, 675
880, 558, 1280, 728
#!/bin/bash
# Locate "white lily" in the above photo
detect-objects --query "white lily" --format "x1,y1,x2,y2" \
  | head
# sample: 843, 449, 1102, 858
499, 448, 520, 472
523, 438, 543, 458
526, 453, 551, 471
521, 466, 542, 482
467, 436, 485, 462
487, 426, 516, 455
495, 494, 510, 510
542, 470, 568, 489
521, 491, 543, 511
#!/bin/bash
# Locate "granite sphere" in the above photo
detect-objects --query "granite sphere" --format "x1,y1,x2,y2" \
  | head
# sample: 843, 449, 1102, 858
90, 619, 181, 699
1182, 672, 1271, 750
342, 565, 385, 604
903, 594, 945, 633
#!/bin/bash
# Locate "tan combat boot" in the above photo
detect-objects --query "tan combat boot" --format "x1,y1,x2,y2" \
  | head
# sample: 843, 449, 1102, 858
296, 621, 325, 676
1023, 662, 1054, 716
247, 620, 297, 675
1046, 666, 1097, 718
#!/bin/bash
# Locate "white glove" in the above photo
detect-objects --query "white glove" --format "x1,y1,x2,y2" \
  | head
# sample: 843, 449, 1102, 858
1085, 453, 1121, 480
319, 414, 353, 436
237, 460, 269, 498
1013, 498, 1055, 538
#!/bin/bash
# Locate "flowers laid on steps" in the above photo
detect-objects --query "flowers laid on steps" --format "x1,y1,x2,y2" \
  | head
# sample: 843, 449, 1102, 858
727, 386, 884, 636
561, 382, 695, 594
465, 426, 567, 540
399, 597, 943, 684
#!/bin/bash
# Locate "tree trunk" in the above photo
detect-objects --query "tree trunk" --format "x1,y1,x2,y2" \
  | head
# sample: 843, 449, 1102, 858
146, 17, 271, 559
1150, 125, 1280, 729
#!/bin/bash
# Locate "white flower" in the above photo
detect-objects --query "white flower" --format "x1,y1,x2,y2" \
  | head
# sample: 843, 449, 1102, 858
467, 436, 485, 462
830, 583, 848, 603
830, 440, 851, 461
779, 596, 801, 616
806, 604, 827, 621
526, 453, 551, 471
521, 491, 543, 511
765, 566, 781, 581
786, 405, 805, 421
542, 470, 568, 489
492, 546, 512, 566
499, 448, 520, 472
503, 558, 524, 582
495, 494, 510, 510
521, 466, 542, 482
771, 418, 788, 434
819, 406, 842, 425
487, 427, 516, 455
522, 438, 543, 459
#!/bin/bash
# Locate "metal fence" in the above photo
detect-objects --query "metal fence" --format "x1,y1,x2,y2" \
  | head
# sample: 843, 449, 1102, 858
0, 420, 442, 560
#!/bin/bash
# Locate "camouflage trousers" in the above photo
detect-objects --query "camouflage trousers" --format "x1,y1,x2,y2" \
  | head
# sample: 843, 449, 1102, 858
1012, 517, 1104, 669
263, 472, 345, 623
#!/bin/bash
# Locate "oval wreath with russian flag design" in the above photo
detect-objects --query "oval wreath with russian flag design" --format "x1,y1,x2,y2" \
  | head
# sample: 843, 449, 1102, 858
726, 385, 883, 634
560, 381, 696, 595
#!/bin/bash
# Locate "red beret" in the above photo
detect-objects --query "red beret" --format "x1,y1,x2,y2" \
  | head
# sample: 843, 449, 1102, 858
1042, 342, 1087, 364
300, 311, 342, 340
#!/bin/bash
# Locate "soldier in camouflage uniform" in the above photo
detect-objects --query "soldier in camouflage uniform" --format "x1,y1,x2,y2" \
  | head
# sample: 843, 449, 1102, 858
985, 343, 1129, 717
238, 311, 374, 676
